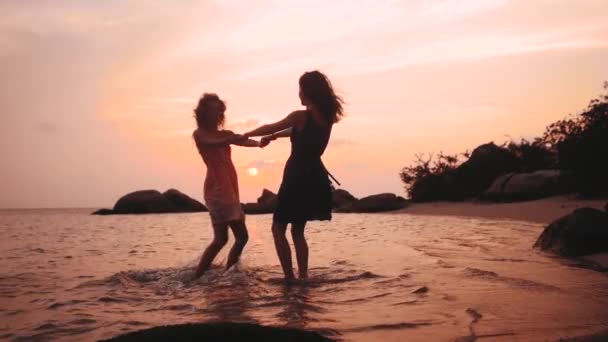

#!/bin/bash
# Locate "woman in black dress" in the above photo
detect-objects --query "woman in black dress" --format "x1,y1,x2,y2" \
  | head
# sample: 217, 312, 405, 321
244, 70, 344, 281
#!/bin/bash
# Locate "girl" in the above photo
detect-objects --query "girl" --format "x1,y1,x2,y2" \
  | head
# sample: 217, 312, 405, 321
244, 71, 345, 281
192, 93, 260, 279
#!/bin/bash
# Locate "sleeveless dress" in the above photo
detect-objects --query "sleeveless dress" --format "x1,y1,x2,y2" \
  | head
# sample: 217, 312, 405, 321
195, 134, 245, 225
273, 111, 333, 224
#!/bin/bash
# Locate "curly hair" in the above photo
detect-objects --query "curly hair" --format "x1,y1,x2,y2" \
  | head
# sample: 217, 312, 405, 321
193, 93, 226, 130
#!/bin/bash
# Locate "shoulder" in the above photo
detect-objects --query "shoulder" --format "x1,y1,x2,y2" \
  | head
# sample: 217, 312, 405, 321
286, 110, 307, 123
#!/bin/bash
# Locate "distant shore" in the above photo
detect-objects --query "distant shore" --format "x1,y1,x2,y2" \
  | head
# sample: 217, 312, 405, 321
394, 195, 607, 224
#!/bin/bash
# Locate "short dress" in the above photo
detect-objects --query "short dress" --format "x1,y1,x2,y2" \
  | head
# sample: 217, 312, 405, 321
273, 111, 333, 224
195, 135, 245, 225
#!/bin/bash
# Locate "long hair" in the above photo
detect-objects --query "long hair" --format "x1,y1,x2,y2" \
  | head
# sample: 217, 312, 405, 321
193, 93, 226, 130
299, 70, 345, 123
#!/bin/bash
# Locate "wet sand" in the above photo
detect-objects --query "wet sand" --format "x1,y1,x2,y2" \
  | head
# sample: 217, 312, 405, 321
395, 195, 607, 224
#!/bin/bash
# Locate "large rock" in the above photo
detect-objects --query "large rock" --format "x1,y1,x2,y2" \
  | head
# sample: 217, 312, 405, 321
113, 190, 176, 214
482, 169, 563, 201
242, 189, 277, 214
163, 189, 207, 212
335, 193, 408, 213
409, 142, 519, 202
103, 322, 334, 342
92, 189, 207, 215
332, 189, 357, 208
454, 142, 520, 198
91, 208, 114, 215
533, 207, 608, 257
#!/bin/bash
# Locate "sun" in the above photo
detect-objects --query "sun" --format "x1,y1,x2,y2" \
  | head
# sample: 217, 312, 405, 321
247, 167, 258, 176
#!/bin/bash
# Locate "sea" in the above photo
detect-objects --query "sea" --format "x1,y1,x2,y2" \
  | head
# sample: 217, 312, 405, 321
1, 209, 607, 341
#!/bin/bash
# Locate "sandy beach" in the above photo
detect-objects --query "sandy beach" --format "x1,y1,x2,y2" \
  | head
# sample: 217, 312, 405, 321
395, 195, 607, 224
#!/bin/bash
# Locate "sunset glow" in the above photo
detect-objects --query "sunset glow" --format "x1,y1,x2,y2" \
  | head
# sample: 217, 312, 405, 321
1, 1, 607, 208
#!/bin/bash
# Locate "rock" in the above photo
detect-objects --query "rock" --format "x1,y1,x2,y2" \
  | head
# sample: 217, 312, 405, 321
91, 208, 114, 215
163, 189, 207, 212
482, 169, 563, 201
94, 189, 207, 215
335, 193, 408, 213
481, 173, 514, 199
533, 207, 608, 257
102, 322, 334, 342
258, 189, 278, 208
454, 142, 520, 198
410, 142, 519, 202
113, 190, 175, 214
242, 189, 277, 215
332, 189, 357, 208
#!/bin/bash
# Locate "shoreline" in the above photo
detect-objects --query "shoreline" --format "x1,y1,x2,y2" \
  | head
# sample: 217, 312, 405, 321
394, 195, 607, 224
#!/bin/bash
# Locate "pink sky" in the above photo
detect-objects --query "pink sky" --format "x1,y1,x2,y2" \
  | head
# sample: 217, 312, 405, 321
1, 0, 607, 208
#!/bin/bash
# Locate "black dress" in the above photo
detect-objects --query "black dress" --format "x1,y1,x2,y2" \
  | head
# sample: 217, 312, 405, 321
273, 111, 333, 224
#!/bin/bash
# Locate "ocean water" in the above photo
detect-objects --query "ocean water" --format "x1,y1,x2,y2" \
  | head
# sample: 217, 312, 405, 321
1, 209, 607, 341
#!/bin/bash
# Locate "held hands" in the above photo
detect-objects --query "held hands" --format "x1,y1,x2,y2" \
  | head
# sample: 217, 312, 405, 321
260, 135, 274, 148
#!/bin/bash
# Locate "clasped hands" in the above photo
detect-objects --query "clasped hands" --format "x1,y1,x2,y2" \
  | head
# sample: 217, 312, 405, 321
232, 132, 277, 148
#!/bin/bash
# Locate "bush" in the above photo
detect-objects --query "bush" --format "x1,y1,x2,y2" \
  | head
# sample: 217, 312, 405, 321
400, 82, 608, 200
544, 83, 608, 196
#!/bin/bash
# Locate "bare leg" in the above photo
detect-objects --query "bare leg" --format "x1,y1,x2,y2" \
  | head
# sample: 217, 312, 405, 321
272, 220, 295, 280
194, 224, 228, 279
226, 219, 249, 270
291, 221, 308, 279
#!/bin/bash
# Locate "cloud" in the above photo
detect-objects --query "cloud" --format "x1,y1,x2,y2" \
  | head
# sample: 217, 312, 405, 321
226, 119, 260, 132
246, 160, 279, 169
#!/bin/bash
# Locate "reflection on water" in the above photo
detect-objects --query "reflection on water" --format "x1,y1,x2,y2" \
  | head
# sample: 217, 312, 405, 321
1, 209, 607, 341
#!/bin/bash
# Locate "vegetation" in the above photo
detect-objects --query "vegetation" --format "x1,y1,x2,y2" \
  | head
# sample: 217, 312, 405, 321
400, 82, 608, 201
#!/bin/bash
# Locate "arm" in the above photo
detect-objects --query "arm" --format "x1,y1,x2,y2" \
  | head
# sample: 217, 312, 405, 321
260, 128, 292, 147
269, 128, 292, 139
233, 138, 260, 148
193, 129, 245, 146
243, 111, 304, 138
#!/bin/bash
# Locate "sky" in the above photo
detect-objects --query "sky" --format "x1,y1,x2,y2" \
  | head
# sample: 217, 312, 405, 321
1, 0, 607, 208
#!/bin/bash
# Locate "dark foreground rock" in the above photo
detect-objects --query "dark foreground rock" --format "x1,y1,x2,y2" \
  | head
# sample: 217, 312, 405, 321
533, 207, 608, 257
482, 169, 564, 201
335, 193, 408, 213
102, 322, 335, 342
92, 189, 207, 215
242, 189, 278, 214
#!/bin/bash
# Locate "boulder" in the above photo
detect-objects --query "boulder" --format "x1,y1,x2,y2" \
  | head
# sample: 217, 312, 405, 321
242, 189, 277, 215
533, 207, 608, 257
454, 142, 519, 198
336, 193, 408, 213
409, 142, 519, 202
113, 190, 175, 214
102, 322, 334, 342
482, 170, 563, 201
332, 189, 357, 208
258, 189, 278, 208
91, 208, 114, 215
163, 189, 207, 212
92, 189, 207, 215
